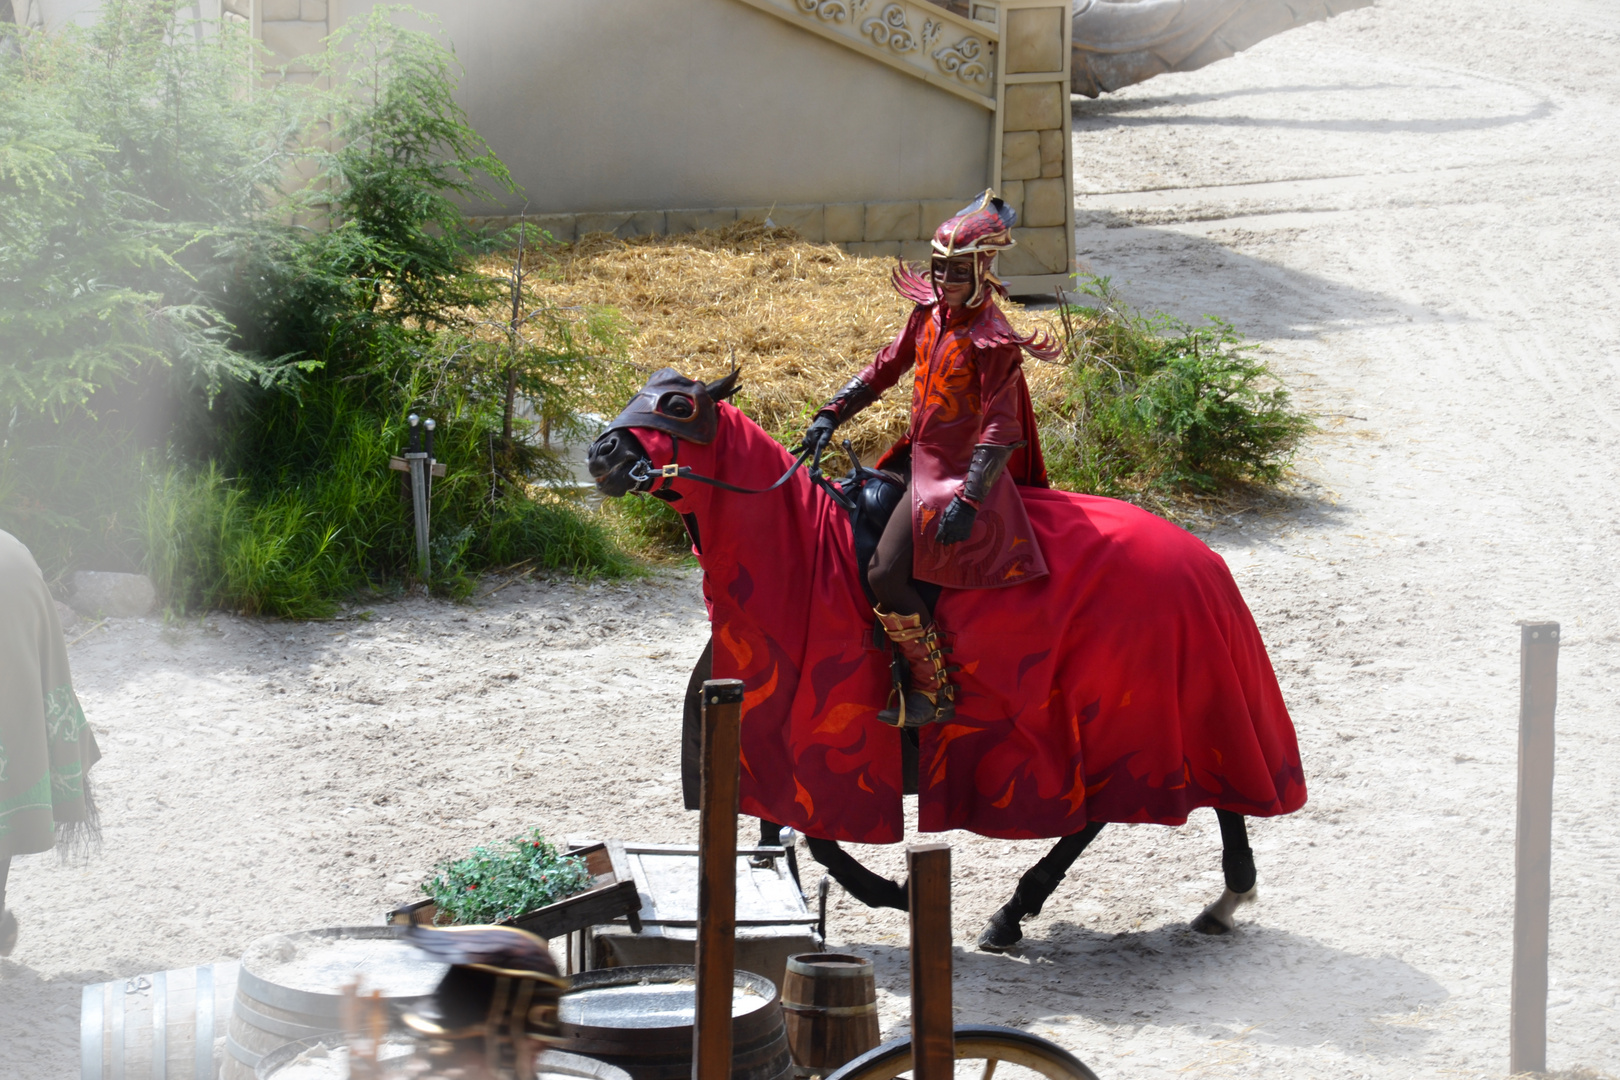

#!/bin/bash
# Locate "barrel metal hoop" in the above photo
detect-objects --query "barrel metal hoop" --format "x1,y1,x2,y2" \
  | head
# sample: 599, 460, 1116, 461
781, 1002, 878, 1018
108, 977, 125, 1078
151, 970, 168, 1080
225, 1035, 262, 1068
232, 997, 342, 1040
196, 965, 215, 1080
785, 956, 872, 978
80, 984, 105, 1080
236, 964, 347, 1018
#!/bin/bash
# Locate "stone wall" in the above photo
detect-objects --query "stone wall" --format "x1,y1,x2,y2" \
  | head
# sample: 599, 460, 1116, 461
220, 0, 328, 71
989, 3, 1073, 278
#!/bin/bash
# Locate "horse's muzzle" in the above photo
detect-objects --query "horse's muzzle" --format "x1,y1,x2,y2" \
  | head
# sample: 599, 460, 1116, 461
587, 430, 644, 498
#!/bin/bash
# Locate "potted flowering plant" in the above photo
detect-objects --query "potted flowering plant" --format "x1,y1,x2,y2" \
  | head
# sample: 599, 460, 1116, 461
424, 829, 593, 924
390, 830, 643, 938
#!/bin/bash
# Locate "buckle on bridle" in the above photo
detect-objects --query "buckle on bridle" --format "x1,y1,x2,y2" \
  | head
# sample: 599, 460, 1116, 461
626, 459, 680, 487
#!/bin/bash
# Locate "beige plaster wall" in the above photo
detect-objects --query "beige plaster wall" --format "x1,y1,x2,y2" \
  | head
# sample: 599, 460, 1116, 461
336, 0, 995, 214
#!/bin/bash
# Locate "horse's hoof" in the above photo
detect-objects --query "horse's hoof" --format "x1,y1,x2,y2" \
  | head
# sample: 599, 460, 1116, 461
0, 911, 17, 957
976, 907, 1023, 952
1191, 886, 1257, 935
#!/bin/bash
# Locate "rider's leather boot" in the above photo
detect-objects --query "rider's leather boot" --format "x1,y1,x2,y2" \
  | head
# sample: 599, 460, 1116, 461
874, 607, 956, 726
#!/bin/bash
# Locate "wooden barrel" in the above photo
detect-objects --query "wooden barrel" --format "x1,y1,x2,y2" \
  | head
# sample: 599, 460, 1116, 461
254, 1034, 419, 1079
80, 963, 239, 1080
780, 953, 880, 1078
255, 1038, 637, 1080
224, 926, 447, 1080
556, 965, 791, 1080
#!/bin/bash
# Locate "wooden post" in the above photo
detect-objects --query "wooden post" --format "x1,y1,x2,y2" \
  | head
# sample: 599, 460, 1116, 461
1512, 620, 1559, 1076
694, 679, 745, 1080
908, 843, 954, 1080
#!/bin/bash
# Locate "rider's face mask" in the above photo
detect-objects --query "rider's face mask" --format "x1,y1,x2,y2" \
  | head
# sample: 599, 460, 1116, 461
931, 257, 976, 286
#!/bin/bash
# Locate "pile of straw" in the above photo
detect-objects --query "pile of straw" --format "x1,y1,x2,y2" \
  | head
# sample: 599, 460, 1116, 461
503, 221, 1066, 465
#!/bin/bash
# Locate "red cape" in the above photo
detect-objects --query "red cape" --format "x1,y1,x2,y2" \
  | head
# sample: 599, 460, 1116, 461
640, 405, 1305, 844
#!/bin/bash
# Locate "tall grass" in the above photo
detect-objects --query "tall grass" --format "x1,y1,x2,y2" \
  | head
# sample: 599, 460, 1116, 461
1039, 277, 1314, 499
130, 384, 633, 618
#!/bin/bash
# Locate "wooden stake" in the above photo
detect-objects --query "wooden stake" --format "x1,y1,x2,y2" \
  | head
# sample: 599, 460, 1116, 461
694, 679, 744, 1080
908, 843, 954, 1080
1512, 621, 1559, 1076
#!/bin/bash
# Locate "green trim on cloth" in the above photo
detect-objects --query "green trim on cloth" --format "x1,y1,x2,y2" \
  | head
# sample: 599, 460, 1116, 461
0, 775, 52, 846
44, 684, 90, 803
0, 529, 100, 858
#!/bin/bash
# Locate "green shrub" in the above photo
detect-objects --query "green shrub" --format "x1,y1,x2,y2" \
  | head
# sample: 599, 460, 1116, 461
0, 4, 638, 611
0, 2, 296, 418
1039, 277, 1314, 497
423, 829, 592, 926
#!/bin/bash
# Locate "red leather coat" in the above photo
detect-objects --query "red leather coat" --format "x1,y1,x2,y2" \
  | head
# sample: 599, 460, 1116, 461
862, 299, 1050, 589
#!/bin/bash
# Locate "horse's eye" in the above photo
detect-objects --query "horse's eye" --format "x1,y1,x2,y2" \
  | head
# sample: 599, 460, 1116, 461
657, 392, 696, 419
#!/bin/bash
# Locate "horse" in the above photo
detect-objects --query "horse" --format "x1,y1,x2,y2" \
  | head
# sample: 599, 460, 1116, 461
587, 369, 1306, 950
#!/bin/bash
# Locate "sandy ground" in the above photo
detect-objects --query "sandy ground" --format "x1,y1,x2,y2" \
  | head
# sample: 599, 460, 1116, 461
4, 0, 1620, 1077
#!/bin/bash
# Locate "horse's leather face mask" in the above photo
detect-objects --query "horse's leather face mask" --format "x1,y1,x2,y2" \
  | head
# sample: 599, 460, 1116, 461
602, 367, 741, 446
590, 367, 742, 496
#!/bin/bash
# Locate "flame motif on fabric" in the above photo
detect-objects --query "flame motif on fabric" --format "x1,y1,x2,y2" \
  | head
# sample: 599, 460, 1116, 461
651, 400, 1303, 843
743, 663, 780, 718
718, 624, 754, 669
813, 701, 870, 737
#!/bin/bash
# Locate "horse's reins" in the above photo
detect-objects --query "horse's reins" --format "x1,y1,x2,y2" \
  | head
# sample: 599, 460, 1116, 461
626, 437, 855, 510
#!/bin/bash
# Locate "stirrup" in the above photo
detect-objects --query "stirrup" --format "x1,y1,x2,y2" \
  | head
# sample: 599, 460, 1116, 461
877, 678, 955, 728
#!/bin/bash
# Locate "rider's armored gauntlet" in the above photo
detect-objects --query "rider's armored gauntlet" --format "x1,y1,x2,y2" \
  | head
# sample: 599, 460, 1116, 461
961, 442, 1018, 506
804, 377, 878, 454
818, 376, 878, 424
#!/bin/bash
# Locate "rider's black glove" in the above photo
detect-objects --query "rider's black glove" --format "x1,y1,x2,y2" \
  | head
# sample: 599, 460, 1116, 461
801, 413, 838, 455
935, 495, 978, 546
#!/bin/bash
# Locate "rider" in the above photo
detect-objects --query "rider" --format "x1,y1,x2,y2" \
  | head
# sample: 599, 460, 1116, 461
801, 191, 1060, 727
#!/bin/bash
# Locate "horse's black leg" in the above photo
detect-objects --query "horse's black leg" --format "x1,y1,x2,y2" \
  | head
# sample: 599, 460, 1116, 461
1215, 808, 1257, 893
977, 822, 1106, 952
680, 639, 713, 812
805, 837, 908, 911
1192, 809, 1259, 934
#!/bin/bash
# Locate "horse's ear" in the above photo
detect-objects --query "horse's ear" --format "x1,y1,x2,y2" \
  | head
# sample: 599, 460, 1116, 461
705, 367, 742, 403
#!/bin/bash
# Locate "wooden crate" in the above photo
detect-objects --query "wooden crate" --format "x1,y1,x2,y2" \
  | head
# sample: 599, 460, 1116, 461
386, 841, 643, 940
589, 843, 822, 989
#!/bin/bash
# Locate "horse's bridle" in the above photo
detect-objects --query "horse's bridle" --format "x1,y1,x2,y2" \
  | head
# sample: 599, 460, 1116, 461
625, 436, 855, 510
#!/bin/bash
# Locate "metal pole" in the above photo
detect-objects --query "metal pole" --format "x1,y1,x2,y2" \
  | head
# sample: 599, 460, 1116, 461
406, 414, 431, 578
1511, 620, 1559, 1076
694, 679, 744, 1080
908, 843, 953, 1080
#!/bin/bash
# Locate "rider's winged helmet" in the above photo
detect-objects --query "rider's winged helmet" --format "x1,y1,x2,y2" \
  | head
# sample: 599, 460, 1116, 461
894, 189, 1018, 308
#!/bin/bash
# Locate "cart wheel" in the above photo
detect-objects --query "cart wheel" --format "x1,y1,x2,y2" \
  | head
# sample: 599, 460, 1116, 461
823, 1024, 1101, 1080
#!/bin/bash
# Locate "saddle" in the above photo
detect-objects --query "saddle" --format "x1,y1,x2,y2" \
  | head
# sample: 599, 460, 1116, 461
838, 459, 941, 613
